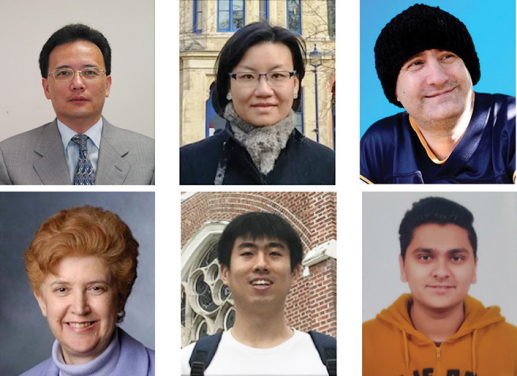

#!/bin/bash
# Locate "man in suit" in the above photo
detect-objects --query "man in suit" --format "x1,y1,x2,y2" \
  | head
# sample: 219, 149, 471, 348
0, 24, 154, 185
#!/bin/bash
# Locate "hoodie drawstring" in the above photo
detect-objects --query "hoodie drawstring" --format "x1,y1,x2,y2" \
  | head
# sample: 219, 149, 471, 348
472, 329, 477, 374
402, 329, 409, 369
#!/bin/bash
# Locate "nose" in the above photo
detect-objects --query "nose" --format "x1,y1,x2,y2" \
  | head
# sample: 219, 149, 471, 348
71, 291, 90, 315
432, 258, 450, 279
253, 252, 270, 272
254, 75, 274, 96
70, 71, 86, 91
425, 59, 448, 86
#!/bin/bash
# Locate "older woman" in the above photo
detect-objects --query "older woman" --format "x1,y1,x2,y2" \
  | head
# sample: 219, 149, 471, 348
21, 206, 155, 376
180, 22, 335, 185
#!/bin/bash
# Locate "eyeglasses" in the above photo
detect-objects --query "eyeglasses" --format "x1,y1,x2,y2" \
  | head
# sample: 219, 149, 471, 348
49, 67, 106, 82
229, 70, 296, 87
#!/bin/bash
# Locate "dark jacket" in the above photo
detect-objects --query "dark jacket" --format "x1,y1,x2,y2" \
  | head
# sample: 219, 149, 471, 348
180, 126, 335, 185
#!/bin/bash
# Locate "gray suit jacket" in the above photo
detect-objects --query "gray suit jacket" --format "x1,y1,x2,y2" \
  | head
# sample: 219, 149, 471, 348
0, 118, 154, 185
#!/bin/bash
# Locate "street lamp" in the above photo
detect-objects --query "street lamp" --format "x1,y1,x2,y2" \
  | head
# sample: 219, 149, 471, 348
309, 44, 322, 143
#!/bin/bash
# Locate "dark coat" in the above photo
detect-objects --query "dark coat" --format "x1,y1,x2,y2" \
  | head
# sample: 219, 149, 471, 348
180, 126, 335, 185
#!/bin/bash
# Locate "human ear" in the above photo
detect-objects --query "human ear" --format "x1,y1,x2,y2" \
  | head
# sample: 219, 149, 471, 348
399, 254, 408, 283
105, 75, 112, 97
220, 264, 230, 285
42, 78, 51, 100
34, 291, 48, 317
471, 257, 478, 284
291, 264, 302, 281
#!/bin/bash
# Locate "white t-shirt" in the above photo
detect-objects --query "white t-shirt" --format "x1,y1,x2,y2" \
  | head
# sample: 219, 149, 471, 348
181, 329, 329, 376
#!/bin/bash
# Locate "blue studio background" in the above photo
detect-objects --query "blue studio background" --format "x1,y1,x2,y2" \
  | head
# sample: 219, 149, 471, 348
360, 0, 516, 137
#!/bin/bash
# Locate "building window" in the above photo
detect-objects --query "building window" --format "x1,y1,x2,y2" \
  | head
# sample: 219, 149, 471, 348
218, 0, 245, 32
259, 0, 269, 22
183, 240, 235, 345
287, 0, 301, 34
327, 0, 335, 38
206, 83, 227, 138
193, 0, 202, 33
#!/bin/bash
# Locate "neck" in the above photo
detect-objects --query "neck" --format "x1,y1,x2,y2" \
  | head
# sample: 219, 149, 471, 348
59, 115, 101, 134
412, 93, 475, 160
410, 299, 465, 342
230, 302, 293, 348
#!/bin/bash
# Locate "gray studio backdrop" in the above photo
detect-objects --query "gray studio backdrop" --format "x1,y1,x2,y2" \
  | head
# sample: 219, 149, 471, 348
363, 192, 517, 325
0, 0, 154, 141
0, 192, 155, 376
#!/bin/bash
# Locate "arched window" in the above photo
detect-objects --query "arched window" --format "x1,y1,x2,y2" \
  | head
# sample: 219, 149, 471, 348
181, 222, 235, 347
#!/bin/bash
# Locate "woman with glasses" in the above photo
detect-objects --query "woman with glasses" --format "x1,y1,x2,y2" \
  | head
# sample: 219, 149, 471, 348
180, 22, 335, 185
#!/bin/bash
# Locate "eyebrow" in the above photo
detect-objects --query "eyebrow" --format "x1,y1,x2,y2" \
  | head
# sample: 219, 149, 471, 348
49, 279, 109, 286
235, 64, 287, 72
54, 64, 99, 70
237, 241, 287, 249
411, 247, 471, 255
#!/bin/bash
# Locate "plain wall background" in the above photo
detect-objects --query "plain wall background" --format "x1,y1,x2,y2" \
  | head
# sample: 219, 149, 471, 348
0, 192, 155, 376
360, 0, 516, 137
0, 0, 154, 141
363, 192, 517, 325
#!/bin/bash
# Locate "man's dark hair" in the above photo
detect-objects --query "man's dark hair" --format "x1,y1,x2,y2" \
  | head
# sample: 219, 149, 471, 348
399, 197, 477, 261
39, 23, 111, 78
213, 21, 306, 116
217, 212, 303, 271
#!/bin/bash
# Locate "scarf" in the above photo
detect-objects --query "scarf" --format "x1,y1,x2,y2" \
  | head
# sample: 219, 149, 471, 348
224, 102, 297, 175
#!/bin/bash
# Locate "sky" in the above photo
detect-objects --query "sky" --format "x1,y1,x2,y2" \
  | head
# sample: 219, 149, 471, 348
360, 0, 516, 137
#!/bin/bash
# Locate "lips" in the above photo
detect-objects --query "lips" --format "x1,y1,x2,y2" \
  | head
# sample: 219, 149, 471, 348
70, 96, 88, 102
66, 321, 98, 332
250, 278, 273, 291
252, 103, 276, 107
427, 285, 454, 293
425, 87, 455, 98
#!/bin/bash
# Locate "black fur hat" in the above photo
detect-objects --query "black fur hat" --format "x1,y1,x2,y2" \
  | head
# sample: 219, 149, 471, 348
374, 4, 480, 107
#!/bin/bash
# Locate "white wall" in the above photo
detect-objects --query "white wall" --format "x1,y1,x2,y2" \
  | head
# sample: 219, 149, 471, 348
363, 192, 517, 325
0, 0, 154, 141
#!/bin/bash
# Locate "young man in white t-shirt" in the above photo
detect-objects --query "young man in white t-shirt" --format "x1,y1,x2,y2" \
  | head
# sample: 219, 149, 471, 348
181, 212, 333, 376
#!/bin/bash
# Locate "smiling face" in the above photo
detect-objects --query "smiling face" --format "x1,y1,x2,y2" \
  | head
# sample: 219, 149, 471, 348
229, 42, 299, 127
395, 49, 474, 127
400, 223, 477, 314
221, 236, 299, 310
35, 256, 119, 365
42, 40, 111, 132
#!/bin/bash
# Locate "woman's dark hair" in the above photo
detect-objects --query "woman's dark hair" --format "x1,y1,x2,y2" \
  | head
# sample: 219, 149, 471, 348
39, 23, 111, 78
399, 197, 477, 261
213, 22, 307, 116
217, 212, 304, 271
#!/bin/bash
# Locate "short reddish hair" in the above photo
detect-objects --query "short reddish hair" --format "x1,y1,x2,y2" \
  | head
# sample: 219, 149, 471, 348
25, 206, 139, 313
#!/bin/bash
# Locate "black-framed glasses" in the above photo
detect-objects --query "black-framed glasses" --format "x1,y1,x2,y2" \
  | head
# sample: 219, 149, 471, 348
49, 67, 106, 82
229, 70, 296, 87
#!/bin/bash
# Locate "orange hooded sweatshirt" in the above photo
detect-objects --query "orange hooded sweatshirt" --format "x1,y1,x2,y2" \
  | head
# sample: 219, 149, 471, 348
363, 294, 517, 376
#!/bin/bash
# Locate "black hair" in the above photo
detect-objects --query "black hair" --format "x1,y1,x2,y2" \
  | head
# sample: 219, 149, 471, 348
212, 21, 306, 116
399, 197, 477, 261
217, 212, 303, 271
39, 23, 111, 78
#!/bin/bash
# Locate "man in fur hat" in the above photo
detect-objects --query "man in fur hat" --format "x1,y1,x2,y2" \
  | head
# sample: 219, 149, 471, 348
360, 4, 515, 184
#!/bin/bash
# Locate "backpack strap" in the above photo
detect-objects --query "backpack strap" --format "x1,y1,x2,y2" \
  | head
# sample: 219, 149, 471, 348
308, 331, 337, 376
189, 332, 223, 376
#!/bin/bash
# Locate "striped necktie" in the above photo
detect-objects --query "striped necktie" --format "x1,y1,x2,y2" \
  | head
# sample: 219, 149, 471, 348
72, 134, 95, 185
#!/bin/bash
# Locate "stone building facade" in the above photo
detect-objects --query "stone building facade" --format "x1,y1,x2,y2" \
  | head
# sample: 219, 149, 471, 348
180, 0, 336, 149
181, 191, 337, 347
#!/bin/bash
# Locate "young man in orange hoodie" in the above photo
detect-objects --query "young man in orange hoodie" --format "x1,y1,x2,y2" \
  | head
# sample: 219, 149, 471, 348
363, 197, 517, 375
